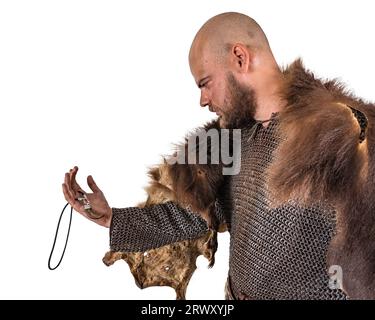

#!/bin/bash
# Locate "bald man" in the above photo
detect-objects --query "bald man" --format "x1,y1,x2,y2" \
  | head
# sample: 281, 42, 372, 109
63, 12, 375, 299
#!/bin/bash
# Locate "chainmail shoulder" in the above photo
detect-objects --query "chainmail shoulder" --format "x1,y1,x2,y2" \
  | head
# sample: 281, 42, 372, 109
110, 201, 226, 252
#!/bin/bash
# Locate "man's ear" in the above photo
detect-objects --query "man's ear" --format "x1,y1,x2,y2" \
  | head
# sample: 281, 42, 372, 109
231, 44, 251, 72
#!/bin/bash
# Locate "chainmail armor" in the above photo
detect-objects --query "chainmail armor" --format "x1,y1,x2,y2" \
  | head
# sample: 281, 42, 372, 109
110, 201, 226, 252
225, 118, 346, 300
110, 116, 347, 300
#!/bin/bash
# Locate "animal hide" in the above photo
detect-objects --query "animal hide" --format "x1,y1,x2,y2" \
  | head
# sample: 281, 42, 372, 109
267, 59, 375, 298
102, 119, 227, 300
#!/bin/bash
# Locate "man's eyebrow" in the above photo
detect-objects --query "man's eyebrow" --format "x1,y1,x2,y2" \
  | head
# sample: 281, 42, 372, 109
198, 76, 210, 88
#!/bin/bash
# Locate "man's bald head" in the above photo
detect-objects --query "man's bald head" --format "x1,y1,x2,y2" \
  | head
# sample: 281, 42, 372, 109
189, 12, 283, 128
189, 12, 271, 65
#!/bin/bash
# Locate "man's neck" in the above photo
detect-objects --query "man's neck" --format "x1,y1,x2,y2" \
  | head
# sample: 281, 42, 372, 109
253, 96, 285, 128
253, 75, 286, 127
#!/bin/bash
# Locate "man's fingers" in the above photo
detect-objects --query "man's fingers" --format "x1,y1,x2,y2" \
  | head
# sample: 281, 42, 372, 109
70, 166, 82, 191
62, 183, 73, 203
67, 166, 86, 196
64, 172, 75, 199
62, 183, 84, 212
87, 175, 101, 192
70, 166, 78, 188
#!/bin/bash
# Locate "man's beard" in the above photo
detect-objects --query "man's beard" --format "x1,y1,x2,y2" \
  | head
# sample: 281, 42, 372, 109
219, 73, 257, 129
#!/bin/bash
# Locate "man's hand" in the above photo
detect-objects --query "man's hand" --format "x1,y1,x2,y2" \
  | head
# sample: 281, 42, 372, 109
62, 166, 112, 228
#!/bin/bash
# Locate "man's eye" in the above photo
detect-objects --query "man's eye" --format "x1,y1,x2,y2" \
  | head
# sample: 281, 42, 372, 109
198, 80, 210, 89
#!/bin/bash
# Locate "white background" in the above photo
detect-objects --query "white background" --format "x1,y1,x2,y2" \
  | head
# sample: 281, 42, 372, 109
0, 0, 374, 299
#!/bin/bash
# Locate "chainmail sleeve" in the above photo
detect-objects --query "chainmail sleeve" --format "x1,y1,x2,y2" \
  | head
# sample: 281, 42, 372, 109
110, 201, 227, 252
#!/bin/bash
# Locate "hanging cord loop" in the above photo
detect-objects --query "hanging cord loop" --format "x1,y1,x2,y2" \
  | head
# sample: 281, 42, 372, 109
48, 202, 73, 270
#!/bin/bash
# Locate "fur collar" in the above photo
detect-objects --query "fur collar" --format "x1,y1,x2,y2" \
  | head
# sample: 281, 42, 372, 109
268, 59, 371, 205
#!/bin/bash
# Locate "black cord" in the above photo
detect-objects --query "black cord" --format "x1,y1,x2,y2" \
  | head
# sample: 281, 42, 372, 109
48, 202, 73, 270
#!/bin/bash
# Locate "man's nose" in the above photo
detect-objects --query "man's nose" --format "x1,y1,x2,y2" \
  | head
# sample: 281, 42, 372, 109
200, 91, 210, 108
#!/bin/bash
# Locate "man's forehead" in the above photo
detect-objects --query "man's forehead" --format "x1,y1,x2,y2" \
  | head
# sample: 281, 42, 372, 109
191, 56, 209, 72
189, 46, 213, 78
189, 36, 211, 62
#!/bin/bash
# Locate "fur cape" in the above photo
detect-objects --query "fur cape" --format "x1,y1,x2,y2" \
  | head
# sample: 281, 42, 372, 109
104, 59, 374, 299
267, 59, 375, 299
